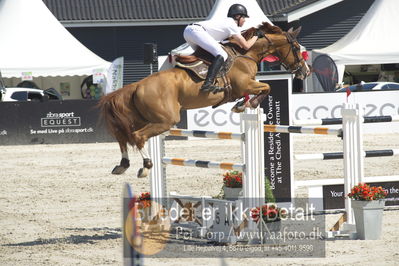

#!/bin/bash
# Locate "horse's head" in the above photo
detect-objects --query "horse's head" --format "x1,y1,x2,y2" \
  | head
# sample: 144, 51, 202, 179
254, 23, 311, 80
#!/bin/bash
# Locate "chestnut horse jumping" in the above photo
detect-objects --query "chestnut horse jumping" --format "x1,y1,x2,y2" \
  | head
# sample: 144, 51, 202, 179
99, 22, 310, 177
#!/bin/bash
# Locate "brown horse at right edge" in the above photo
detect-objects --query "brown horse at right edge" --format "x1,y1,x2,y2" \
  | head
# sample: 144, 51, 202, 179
99, 22, 310, 178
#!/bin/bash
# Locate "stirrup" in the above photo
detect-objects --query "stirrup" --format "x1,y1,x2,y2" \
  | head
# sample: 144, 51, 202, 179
200, 82, 215, 92
211, 85, 224, 94
201, 81, 223, 93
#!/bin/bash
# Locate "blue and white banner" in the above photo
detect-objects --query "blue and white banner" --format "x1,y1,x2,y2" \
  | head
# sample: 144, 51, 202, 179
105, 57, 124, 94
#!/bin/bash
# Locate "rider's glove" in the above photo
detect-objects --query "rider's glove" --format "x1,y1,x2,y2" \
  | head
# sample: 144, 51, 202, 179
256, 30, 264, 38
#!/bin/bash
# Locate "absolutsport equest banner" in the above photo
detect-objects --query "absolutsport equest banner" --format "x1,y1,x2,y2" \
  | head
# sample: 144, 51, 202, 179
0, 100, 113, 145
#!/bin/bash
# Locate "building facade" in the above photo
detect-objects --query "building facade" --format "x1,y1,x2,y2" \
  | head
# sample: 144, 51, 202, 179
43, 0, 374, 84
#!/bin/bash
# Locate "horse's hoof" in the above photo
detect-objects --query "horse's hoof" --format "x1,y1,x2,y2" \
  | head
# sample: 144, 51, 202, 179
143, 158, 153, 169
249, 94, 267, 108
137, 168, 149, 178
112, 165, 128, 175
231, 105, 245, 113
231, 100, 245, 113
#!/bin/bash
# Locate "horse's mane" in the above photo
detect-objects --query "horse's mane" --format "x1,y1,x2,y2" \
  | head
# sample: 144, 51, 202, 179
241, 22, 284, 40
241, 28, 256, 40
259, 22, 284, 34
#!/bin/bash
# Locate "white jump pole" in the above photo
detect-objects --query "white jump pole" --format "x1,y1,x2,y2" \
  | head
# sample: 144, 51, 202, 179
342, 103, 364, 225
149, 107, 265, 205
241, 107, 265, 213
148, 134, 167, 209
148, 107, 265, 241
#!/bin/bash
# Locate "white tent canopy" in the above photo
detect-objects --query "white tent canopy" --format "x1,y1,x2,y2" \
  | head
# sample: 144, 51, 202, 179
207, 0, 272, 30
168, 0, 272, 61
315, 0, 399, 66
0, 0, 111, 78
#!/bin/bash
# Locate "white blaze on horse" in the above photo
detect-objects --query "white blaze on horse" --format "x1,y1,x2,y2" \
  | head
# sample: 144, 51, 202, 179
98, 22, 310, 177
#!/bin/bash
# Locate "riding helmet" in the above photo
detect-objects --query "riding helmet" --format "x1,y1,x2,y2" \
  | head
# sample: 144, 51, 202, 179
227, 4, 249, 18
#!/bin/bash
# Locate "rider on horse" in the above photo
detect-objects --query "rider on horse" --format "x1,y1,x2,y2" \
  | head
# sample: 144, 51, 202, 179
183, 4, 264, 93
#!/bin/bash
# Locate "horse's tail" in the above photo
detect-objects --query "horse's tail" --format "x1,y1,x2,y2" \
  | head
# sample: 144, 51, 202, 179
98, 83, 138, 146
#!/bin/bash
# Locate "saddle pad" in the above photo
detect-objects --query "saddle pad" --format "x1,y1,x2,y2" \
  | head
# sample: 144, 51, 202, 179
175, 60, 209, 79
175, 55, 234, 80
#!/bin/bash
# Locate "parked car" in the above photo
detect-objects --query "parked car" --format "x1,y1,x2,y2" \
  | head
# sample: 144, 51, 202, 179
0, 87, 62, 102
336, 82, 399, 92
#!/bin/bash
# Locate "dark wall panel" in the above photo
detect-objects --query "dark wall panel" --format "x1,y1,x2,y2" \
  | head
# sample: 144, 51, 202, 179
296, 0, 374, 50
68, 26, 185, 84
65, 0, 375, 82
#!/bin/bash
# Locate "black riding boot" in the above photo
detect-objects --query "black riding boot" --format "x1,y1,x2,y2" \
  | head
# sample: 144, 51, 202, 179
200, 55, 225, 92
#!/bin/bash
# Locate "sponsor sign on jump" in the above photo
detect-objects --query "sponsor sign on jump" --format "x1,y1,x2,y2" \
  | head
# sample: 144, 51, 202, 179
259, 76, 293, 204
322, 181, 399, 210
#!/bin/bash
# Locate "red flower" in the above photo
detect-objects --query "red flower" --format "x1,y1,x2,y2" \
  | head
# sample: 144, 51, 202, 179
223, 171, 243, 188
138, 192, 151, 208
251, 204, 286, 223
347, 183, 387, 201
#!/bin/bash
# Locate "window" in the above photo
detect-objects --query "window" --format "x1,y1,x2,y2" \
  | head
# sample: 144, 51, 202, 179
382, 83, 399, 90
10, 91, 28, 101
28, 92, 42, 101
348, 83, 377, 91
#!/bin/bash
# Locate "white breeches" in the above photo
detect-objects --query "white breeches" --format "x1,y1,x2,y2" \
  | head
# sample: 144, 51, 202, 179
183, 25, 228, 61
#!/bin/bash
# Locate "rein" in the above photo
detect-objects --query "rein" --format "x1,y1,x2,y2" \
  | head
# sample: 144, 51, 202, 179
277, 33, 305, 73
237, 55, 258, 64
235, 34, 273, 66
254, 32, 305, 74
225, 29, 307, 76
235, 33, 302, 74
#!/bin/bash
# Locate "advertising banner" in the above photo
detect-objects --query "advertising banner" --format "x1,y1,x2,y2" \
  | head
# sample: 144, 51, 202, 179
187, 102, 241, 133
292, 90, 399, 133
258, 74, 293, 204
0, 99, 188, 145
322, 181, 399, 210
106, 57, 124, 94
0, 100, 112, 145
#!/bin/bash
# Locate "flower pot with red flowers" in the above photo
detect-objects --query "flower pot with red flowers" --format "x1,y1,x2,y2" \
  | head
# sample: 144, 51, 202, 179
348, 183, 387, 240
251, 204, 287, 224
222, 170, 243, 200
137, 192, 151, 221
251, 204, 287, 243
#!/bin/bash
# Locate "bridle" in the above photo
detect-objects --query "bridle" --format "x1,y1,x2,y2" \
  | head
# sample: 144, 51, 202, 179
260, 31, 306, 76
236, 28, 308, 78
278, 33, 306, 74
